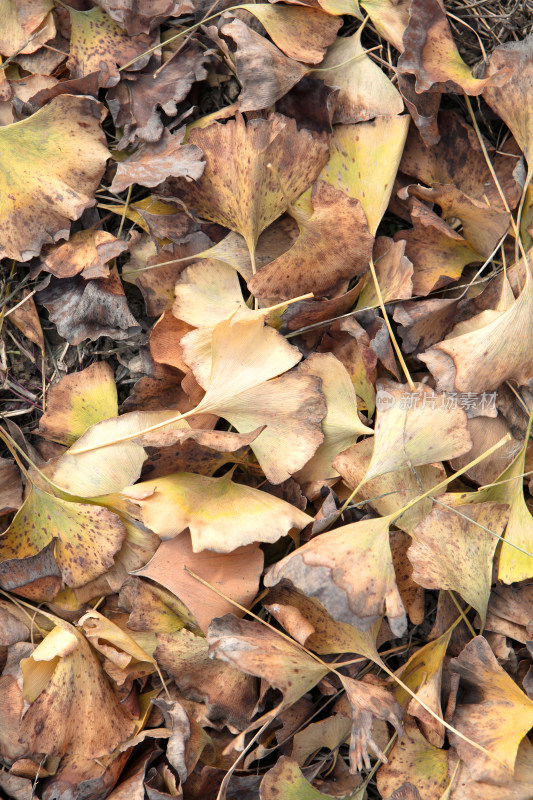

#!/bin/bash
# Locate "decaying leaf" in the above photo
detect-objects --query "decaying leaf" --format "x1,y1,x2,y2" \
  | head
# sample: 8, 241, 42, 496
248, 181, 374, 300
0, 94, 109, 260
41, 228, 128, 280
19, 623, 135, 757
449, 636, 533, 783
0, 485, 126, 588
260, 757, 342, 799
265, 512, 407, 636
377, 719, 449, 799
175, 113, 329, 258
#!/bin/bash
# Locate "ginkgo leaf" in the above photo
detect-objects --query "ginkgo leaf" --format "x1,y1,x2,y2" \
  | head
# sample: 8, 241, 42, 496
134, 532, 264, 633
39, 361, 118, 446
236, 4, 341, 64
207, 614, 328, 734
173, 259, 247, 328
19, 623, 135, 757
362, 380, 471, 483
317, 28, 403, 123
400, 183, 510, 259
355, 237, 413, 309
79, 610, 155, 674
247, 181, 374, 300
265, 513, 407, 636
394, 623, 456, 745
110, 128, 204, 193
377, 719, 450, 800
154, 628, 257, 731
218, 18, 307, 112
408, 503, 509, 626
319, 116, 410, 235
67, 5, 151, 87
264, 582, 381, 663
294, 352, 373, 491
122, 471, 310, 553
341, 675, 403, 772
0, 95, 109, 261
0, 486, 126, 588
175, 113, 329, 260
261, 757, 340, 800
449, 636, 533, 784
398, 0, 510, 94
0, 0, 55, 57
420, 257, 533, 392
41, 228, 128, 280
395, 198, 483, 296
481, 34, 533, 181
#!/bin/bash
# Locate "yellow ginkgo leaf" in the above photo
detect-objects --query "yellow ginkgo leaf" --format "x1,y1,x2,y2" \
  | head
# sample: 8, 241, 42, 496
19, 623, 135, 758
173, 259, 247, 328
362, 380, 472, 483
409, 502, 509, 626
67, 5, 151, 86
294, 352, 373, 492
122, 471, 310, 553
265, 513, 407, 636
0, 95, 109, 261
317, 28, 404, 123
377, 719, 450, 799
449, 636, 533, 783
176, 113, 329, 261
0, 0, 55, 57
39, 362, 118, 447
78, 610, 155, 673
237, 4, 341, 64
0, 486, 126, 588
319, 115, 409, 235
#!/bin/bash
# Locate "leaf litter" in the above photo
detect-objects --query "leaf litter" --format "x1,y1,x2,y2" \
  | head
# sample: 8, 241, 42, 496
1, 2, 533, 799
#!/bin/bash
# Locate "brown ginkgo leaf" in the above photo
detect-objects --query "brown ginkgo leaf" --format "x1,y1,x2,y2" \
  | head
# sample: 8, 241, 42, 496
19, 623, 135, 757
174, 113, 329, 262
0, 94, 109, 261
247, 181, 374, 300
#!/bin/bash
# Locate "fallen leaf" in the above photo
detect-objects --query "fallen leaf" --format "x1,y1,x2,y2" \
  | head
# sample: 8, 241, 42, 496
67, 5, 152, 87
7, 291, 44, 351
361, 380, 471, 483
0, 0, 55, 57
398, 0, 510, 94
237, 4, 341, 64
37, 268, 141, 345
260, 757, 340, 799
110, 127, 204, 193
265, 513, 407, 636
39, 362, 118, 447
217, 18, 307, 112
409, 503, 508, 627
320, 116, 410, 234
395, 198, 483, 295
449, 636, 533, 783
248, 181, 374, 300
174, 113, 329, 259
341, 674, 403, 771
155, 628, 257, 731
264, 581, 381, 662
94, 0, 194, 35
41, 228, 128, 280
317, 28, 403, 123
355, 237, 413, 309
294, 352, 373, 492
19, 623, 135, 757
122, 470, 310, 553
134, 532, 264, 632
173, 259, 246, 328
207, 613, 328, 732
377, 718, 449, 799
0, 485, 126, 588
0, 94, 109, 260
420, 257, 533, 392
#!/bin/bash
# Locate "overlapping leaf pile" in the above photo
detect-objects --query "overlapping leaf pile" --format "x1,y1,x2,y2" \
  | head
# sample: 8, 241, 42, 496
1, 1, 533, 799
